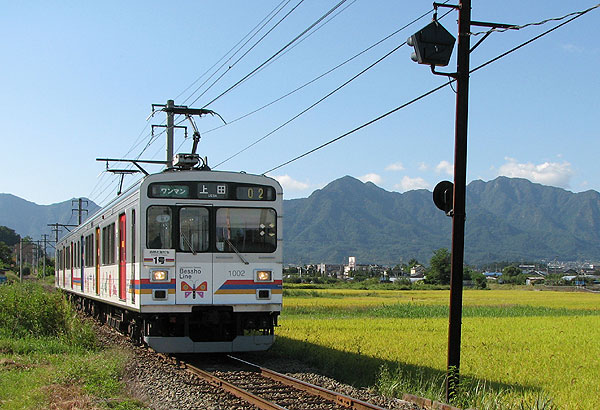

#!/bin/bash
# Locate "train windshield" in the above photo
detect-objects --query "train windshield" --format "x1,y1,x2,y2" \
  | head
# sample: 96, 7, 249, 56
147, 206, 173, 249
179, 207, 209, 252
216, 208, 276, 253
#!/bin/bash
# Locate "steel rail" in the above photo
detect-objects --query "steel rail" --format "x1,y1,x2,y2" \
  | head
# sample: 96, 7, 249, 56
228, 355, 390, 410
184, 362, 289, 410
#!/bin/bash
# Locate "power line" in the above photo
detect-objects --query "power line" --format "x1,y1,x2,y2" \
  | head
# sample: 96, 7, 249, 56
263, 7, 597, 175
201, 3, 436, 136
263, 80, 453, 174
198, 0, 348, 108
470, 3, 600, 36
214, 39, 408, 169
180, 0, 294, 105
212, 6, 454, 169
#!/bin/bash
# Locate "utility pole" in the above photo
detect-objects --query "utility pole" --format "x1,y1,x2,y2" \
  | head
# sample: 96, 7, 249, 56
446, 0, 471, 401
72, 198, 89, 225
41, 234, 49, 278
19, 238, 23, 282
166, 99, 175, 168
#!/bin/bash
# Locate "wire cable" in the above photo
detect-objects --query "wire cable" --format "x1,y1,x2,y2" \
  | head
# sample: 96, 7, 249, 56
214, 8, 454, 168
263, 6, 598, 174
263, 80, 453, 174
471, 3, 600, 35
176, 0, 289, 103
202, 3, 436, 136
197, 0, 348, 108
181, 0, 295, 105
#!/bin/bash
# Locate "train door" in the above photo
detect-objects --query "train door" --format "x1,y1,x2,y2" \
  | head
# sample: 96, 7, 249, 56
175, 206, 213, 305
70, 242, 74, 289
119, 213, 126, 300
131, 209, 136, 304
95, 227, 100, 295
80, 236, 85, 292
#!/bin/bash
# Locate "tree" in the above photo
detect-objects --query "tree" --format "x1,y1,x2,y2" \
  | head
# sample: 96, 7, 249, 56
425, 248, 451, 285
0, 242, 12, 265
502, 265, 522, 277
0, 226, 20, 246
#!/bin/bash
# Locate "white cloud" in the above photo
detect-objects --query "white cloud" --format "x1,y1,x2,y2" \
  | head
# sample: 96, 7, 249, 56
498, 158, 574, 188
358, 173, 382, 185
385, 162, 404, 171
394, 176, 430, 192
561, 43, 584, 53
272, 175, 310, 191
418, 162, 428, 171
436, 160, 454, 176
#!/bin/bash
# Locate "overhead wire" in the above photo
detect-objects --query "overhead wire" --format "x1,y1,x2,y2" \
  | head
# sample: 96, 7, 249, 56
176, 0, 289, 103
180, 0, 295, 105
187, 0, 307, 106
470, 3, 600, 36
213, 7, 454, 168
197, 0, 349, 108
262, 5, 598, 175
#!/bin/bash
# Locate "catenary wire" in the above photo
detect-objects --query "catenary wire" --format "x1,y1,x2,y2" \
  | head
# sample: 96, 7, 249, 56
197, 0, 349, 108
262, 7, 598, 175
180, 0, 295, 105
176, 0, 290, 103
201, 0, 428, 136
213, 7, 454, 168
187, 0, 307, 106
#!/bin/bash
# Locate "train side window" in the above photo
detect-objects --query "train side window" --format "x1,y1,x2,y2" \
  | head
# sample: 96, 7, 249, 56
101, 223, 116, 265
147, 206, 172, 249
179, 207, 209, 253
216, 208, 276, 253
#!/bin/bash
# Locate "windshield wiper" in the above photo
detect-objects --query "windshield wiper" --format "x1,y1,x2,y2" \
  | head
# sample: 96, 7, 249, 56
225, 238, 249, 265
181, 233, 196, 255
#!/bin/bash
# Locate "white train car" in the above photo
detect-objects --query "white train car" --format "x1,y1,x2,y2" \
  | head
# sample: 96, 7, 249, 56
56, 169, 283, 353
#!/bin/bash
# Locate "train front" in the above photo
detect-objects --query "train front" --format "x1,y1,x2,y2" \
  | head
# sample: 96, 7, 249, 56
138, 170, 283, 353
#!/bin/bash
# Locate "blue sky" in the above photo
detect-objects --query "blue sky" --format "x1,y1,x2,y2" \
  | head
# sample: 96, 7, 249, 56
1, 1, 599, 205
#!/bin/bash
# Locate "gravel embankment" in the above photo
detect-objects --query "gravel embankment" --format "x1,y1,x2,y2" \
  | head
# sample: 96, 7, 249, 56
94, 323, 423, 410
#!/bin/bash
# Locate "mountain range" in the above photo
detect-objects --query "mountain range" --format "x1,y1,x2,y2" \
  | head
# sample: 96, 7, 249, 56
283, 176, 600, 265
0, 194, 100, 241
2, 176, 599, 265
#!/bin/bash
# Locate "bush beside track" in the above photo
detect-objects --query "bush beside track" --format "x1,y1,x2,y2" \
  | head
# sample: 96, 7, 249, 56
0, 278, 145, 409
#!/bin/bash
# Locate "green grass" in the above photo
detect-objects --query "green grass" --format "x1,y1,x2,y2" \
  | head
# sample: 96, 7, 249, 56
0, 280, 147, 409
274, 288, 600, 409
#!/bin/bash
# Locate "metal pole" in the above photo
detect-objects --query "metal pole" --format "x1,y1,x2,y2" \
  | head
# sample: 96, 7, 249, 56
166, 99, 175, 168
447, 0, 471, 402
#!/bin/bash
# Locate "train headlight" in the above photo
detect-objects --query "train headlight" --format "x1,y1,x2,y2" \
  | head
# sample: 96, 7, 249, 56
151, 270, 169, 282
256, 270, 272, 282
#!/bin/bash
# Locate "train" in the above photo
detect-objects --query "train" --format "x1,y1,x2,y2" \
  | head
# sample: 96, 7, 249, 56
55, 167, 283, 353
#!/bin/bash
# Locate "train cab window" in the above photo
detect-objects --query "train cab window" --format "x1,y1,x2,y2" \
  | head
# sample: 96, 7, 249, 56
179, 208, 209, 253
147, 206, 173, 249
216, 208, 276, 253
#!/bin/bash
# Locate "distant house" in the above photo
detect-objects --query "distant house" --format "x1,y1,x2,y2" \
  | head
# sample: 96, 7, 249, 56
410, 265, 425, 276
526, 277, 545, 286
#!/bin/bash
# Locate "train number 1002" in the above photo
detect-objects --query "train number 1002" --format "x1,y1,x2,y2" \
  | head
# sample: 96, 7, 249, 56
229, 270, 246, 277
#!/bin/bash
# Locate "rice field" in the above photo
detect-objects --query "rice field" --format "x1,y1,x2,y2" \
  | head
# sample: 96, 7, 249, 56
273, 288, 600, 409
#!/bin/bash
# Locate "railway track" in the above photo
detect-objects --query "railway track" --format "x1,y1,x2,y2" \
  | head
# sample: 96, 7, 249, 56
178, 354, 395, 410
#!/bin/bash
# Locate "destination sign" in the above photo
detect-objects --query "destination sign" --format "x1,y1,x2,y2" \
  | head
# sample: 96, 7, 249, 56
148, 182, 275, 201
150, 184, 190, 198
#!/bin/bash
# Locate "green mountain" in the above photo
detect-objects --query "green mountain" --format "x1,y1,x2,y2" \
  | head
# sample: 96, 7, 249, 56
283, 176, 600, 265
0, 194, 99, 240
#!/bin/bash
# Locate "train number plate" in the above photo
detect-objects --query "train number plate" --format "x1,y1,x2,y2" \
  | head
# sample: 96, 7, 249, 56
143, 249, 175, 266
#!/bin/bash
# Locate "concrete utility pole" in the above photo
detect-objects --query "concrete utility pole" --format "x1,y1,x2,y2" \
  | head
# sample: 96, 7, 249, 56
166, 99, 175, 168
19, 238, 22, 282
41, 234, 49, 278
72, 198, 89, 225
